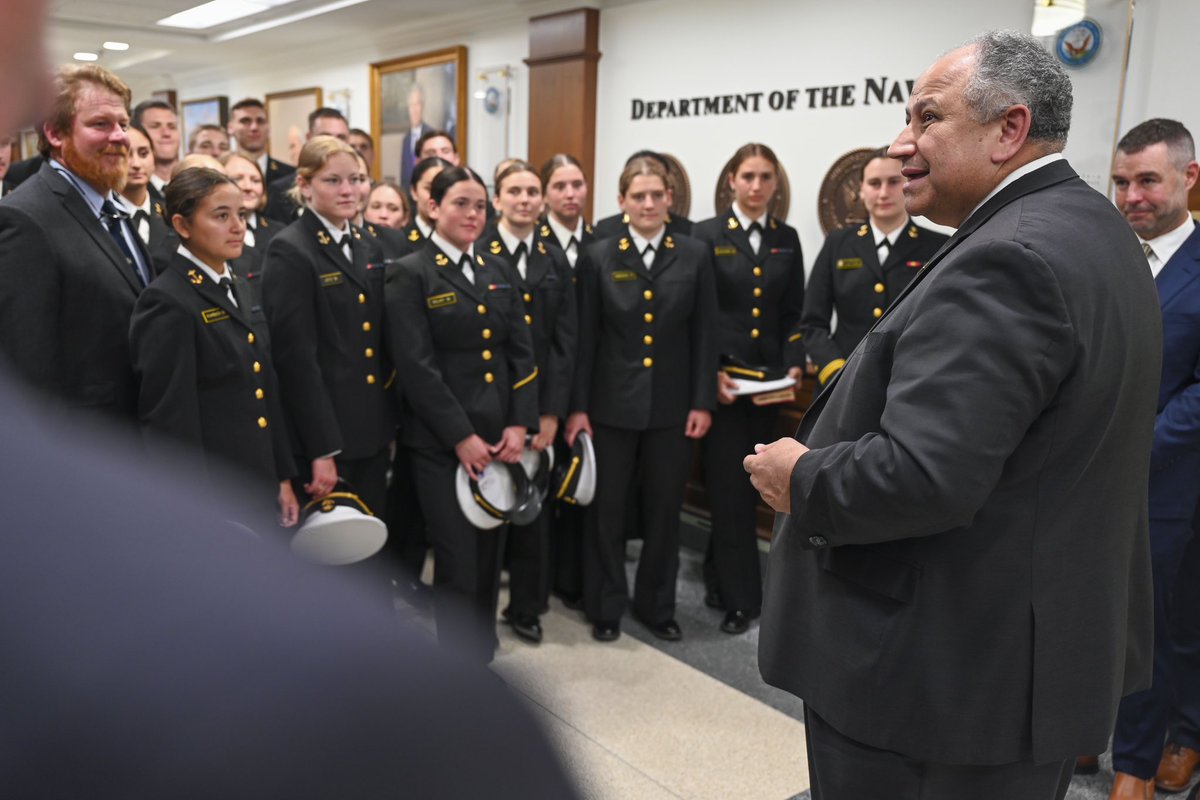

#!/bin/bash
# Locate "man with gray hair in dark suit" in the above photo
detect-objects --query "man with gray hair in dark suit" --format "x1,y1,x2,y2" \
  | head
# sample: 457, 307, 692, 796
745, 30, 1161, 800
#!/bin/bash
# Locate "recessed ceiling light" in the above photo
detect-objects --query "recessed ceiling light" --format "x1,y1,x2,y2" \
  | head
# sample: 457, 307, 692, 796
103, 41, 130, 51
211, 0, 368, 41
73, 52, 99, 61
157, 0, 299, 31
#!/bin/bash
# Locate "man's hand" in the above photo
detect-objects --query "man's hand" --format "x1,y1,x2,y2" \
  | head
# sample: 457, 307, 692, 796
305, 456, 338, 498
743, 438, 810, 513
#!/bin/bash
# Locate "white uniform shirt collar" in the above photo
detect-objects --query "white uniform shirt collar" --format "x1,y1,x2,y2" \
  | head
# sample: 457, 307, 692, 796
430, 231, 473, 265
497, 224, 534, 256
547, 214, 583, 249
629, 226, 665, 255
177, 244, 231, 282
312, 210, 350, 240
415, 216, 432, 238
256, 153, 269, 176
732, 202, 768, 232
149, 174, 167, 193
869, 220, 904, 247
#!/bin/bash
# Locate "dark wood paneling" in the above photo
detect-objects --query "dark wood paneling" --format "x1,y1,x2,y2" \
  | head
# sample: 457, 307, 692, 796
526, 8, 600, 221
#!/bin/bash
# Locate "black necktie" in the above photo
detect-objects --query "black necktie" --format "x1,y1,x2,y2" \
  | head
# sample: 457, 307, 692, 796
567, 236, 578, 250
131, 209, 150, 245
459, 254, 475, 285
747, 221, 763, 255
642, 244, 655, 269
513, 241, 530, 278
218, 277, 238, 308
338, 234, 352, 263
100, 200, 145, 287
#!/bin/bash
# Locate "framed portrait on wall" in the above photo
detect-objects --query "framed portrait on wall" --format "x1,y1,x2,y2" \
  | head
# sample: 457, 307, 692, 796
179, 96, 228, 147
19, 129, 39, 160
266, 87, 322, 167
370, 46, 467, 188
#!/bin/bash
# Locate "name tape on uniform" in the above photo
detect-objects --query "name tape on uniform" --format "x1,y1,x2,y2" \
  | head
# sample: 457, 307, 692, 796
836, 258, 864, 270
426, 292, 457, 309
320, 271, 344, 287
612, 270, 639, 282
201, 307, 231, 324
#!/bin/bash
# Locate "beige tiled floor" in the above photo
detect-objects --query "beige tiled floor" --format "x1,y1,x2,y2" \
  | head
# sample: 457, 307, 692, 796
492, 598, 810, 800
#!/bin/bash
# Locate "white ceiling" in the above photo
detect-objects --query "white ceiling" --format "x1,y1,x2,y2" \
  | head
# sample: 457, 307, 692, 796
46, 0, 610, 85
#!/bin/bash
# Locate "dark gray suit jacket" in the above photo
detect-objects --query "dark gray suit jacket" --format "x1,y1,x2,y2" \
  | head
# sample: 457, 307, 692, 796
0, 162, 147, 422
759, 159, 1162, 765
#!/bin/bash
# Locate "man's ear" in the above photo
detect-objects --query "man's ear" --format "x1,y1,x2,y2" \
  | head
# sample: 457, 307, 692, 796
992, 104, 1032, 164
44, 120, 64, 151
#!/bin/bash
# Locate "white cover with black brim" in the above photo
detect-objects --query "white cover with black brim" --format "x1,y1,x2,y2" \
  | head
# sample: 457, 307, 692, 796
290, 504, 388, 566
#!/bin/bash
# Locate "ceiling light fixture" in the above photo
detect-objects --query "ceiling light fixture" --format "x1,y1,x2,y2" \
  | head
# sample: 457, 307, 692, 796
210, 0, 369, 42
157, 0, 300, 31
102, 41, 130, 51
73, 52, 99, 61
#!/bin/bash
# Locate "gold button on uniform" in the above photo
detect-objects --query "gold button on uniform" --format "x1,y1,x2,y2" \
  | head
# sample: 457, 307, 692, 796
482, 350, 493, 361
358, 293, 366, 304
484, 372, 495, 384
643, 357, 653, 368
247, 332, 255, 344
874, 282, 885, 294
362, 321, 371, 332
366, 374, 376, 385
643, 289, 653, 301
751, 328, 760, 339
524, 314, 532, 325
252, 361, 261, 373
482, 328, 492, 339
752, 307, 761, 318
477, 304, 487, 315
365, 347, 374, 358
643, 334, 653, 345
523, 292, 532, 303
255, 388, 264, 400
873, 307, 883, 318
644, 312, 654, 323
257, 417, 268, 429
753, 267, 762, 277
753, 287, 762, 297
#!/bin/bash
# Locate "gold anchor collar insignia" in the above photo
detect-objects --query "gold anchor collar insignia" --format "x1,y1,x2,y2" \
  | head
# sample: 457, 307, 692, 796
187, 269, 204, 285
408, 229, 421, 242
585, 223, 593, 235
153, 202, 163, 216
769, 218, 777, 230
351, 228, 362, 240
540, 224, 551, 238
727, 216, 739, 230
476, 254, 485, 266
664, 236, 675, 249
908, 225, 918, 239
618, 237, 631, 252
435, 253, 449, 267
621, 213, 630, 224
317, 229, 331, 246
489, 240, 502, 255
857, 224, 870, 237
537, 241, 547, 255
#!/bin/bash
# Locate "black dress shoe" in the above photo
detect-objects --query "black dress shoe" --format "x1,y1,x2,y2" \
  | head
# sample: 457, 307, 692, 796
704, 588, 724, 610
720, 609, 758, 635
645, 619, 682, 641
509, 614, 543, 644
591, 621, 620, 642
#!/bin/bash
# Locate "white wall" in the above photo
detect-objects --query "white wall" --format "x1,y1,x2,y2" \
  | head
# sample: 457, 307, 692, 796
1122, 0, 1200, 141
593, 0, 1033, 258
129, 22, 532, 183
